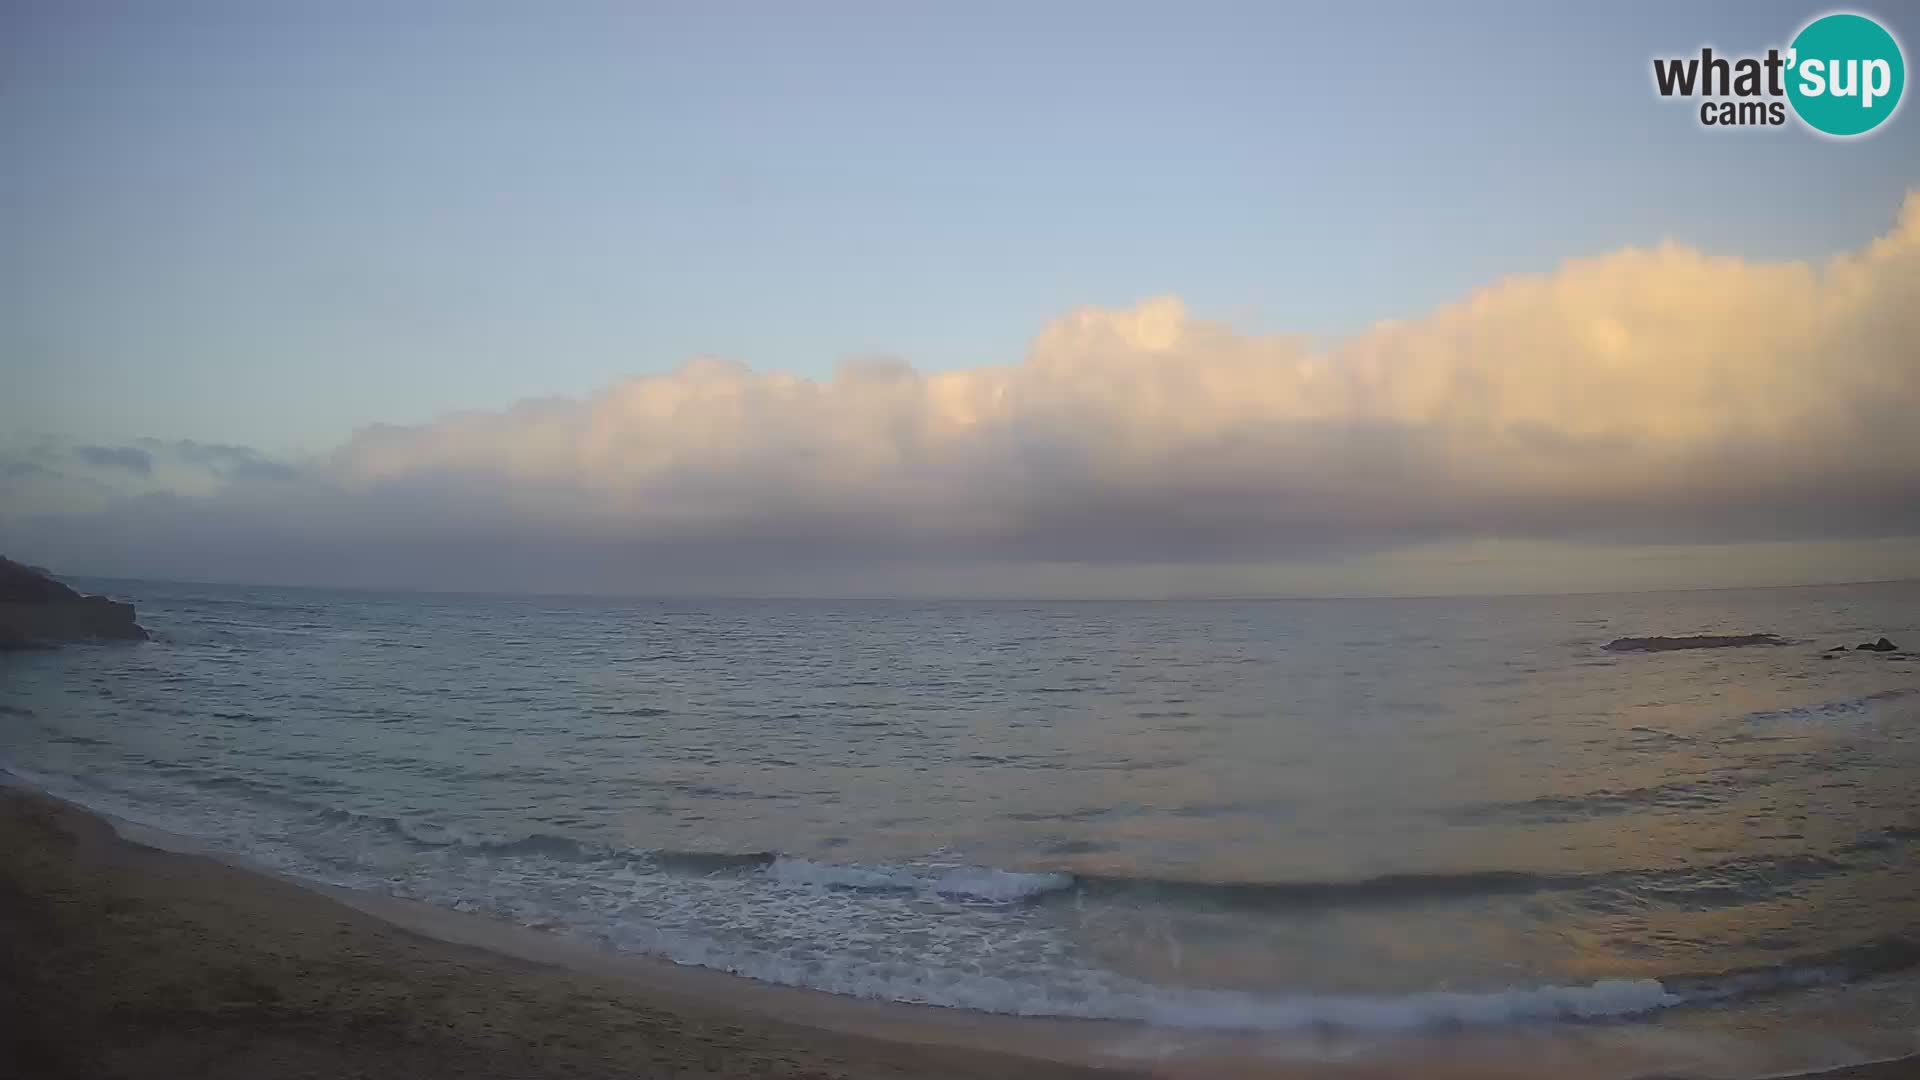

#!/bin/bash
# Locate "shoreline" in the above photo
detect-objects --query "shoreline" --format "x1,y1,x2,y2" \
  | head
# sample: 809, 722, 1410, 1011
2, 784, 1914, 1080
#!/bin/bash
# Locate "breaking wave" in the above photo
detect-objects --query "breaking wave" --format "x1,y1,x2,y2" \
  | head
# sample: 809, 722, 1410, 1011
112, 769, 1914, 914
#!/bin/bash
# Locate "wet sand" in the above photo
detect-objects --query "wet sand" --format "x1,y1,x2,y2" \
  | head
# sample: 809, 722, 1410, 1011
0, 786, 1912, 1080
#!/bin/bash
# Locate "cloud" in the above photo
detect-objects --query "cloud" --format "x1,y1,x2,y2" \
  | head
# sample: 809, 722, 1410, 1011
73, 444, 152, 475
5, 193, 1920, 593
138, 438, 303, 483
320, 193, 1920, 552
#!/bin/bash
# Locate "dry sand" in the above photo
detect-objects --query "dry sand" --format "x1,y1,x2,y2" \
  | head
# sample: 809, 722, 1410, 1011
1, 786, 1913, 1080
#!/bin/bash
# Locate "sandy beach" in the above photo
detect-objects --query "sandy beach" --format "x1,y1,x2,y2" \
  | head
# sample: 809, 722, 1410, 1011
0, 786, 1132, 1080
2, 785, 1914, 1080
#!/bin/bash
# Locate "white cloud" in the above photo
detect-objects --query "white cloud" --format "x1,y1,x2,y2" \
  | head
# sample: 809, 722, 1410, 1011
6, 193, 1919, 592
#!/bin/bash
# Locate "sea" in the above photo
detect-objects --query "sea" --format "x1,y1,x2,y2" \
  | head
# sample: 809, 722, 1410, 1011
4, 579, 1919, 1075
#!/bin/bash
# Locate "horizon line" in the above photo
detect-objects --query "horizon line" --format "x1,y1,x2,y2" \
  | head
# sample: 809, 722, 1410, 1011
53, 568, 1920, 606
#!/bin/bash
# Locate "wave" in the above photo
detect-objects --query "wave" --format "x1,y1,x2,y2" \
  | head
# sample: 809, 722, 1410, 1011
143, 761, 1871, 913
1662, 937, 1920, 1003
311, 805, 618, 860
8, 758, 1919, 1033
292, 802, 1869, 913
22, 756, 1900, 921
1453, 778, 1737, 825
1066, 847, 1862, 912
1456, 690, 1920, 824
1072, 867, 1571, 908
1736, 688, 1920, 726
298, 805, 1069, 902
765, 856, 1074, 903
283, 797, 1565, 907
305, 807, 1075, 902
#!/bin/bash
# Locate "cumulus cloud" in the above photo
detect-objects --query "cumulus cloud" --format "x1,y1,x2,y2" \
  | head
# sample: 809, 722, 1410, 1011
6, 193, 1920, 592
321, 194, 1920, 552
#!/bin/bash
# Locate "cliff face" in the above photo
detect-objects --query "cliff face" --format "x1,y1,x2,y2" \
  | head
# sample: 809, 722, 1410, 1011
0, 558, 150, 649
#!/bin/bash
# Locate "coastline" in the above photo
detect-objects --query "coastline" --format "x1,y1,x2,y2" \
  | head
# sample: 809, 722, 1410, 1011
1, 784, 1913, 1080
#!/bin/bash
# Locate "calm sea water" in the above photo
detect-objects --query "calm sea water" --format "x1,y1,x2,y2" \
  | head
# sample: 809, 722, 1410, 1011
4, 579, 1919, 1043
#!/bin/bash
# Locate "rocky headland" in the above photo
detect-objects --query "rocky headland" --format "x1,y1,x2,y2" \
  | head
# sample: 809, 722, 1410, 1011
0, 556, 149, 650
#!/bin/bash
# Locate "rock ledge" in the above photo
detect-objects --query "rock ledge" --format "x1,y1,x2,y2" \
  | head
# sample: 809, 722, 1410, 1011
0, 556, 150, 649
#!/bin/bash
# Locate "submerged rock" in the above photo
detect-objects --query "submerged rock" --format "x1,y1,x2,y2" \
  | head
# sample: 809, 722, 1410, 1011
1603, 633, 1787, 653
1855, 637, 1899, 652
0, 556, 149, 649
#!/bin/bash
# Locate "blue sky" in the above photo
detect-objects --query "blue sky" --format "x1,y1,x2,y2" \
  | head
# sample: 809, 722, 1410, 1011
6, 1, 1916, 455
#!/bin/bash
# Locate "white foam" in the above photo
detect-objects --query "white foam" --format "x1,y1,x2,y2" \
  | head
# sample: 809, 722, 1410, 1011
392, 818, 485, 848
764, 856, 1074, 903
929, 866, 1076, 903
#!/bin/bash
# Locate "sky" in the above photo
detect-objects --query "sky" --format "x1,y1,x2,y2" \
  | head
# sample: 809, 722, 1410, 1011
3, 1, 1917, 596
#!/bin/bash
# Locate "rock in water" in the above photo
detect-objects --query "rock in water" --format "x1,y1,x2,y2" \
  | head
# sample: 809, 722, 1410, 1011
1855, 637, 1898, 652
1602, 633, 1788, 653
0, 556, 150, 649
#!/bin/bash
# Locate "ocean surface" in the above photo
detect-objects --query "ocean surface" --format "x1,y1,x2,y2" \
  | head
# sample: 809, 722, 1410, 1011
5, 579, 1919, 1067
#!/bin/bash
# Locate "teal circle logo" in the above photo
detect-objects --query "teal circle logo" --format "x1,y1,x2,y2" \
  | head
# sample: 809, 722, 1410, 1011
1787, 13, 1905, 136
